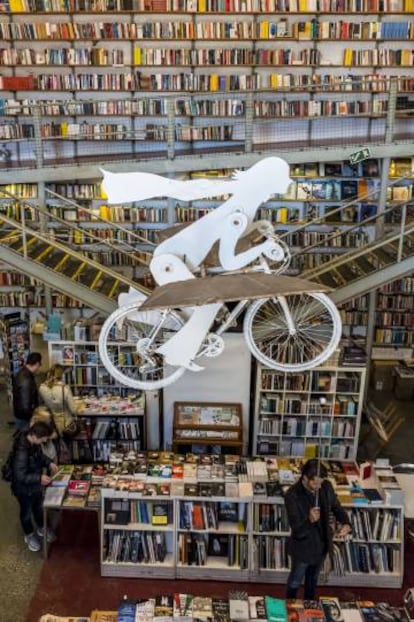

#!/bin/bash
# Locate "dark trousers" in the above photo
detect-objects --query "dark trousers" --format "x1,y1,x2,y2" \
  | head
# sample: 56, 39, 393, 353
14, 491, 44, 536
286, 558, 323, 600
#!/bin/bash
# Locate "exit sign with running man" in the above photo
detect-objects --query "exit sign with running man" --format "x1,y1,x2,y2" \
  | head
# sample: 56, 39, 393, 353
349, 148, 371, 165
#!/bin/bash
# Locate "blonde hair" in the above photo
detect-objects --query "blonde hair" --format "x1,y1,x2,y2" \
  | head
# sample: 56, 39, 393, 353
31, 406, 53, 425
45, 363, 65, 388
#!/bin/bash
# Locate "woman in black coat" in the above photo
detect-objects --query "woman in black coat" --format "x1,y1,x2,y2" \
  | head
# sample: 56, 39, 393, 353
11, 420, 58, 552
284, 459, 351, 600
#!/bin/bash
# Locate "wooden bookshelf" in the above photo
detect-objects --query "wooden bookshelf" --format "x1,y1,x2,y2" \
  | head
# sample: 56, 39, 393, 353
172, 401, 243, 454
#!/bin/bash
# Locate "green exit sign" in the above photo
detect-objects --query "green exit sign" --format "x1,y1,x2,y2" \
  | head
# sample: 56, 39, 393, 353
349, 148, 371, 165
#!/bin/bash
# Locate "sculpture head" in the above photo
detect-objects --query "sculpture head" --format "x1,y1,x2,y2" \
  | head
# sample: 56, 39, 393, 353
232, 157, 292, 200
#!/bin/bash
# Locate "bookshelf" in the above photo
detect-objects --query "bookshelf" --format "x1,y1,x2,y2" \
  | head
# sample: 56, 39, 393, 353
250, 497, 403, 588
101, 488, 175, 578
172, 401, 243, 454
0, 0, 414, 166
48, 340, 147, 458
98, 461, 404, 587
252, 365, 366, 460
176, 494, 250, 581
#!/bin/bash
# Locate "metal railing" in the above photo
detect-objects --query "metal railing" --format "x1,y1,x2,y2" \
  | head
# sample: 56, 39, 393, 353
0, 77, 413, 172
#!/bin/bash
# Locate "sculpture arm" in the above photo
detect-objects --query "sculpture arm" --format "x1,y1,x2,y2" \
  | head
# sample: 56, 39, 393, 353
218, 214, 284, 271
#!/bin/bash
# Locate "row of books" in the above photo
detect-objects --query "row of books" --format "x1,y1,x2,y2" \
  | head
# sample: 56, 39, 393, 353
257, 417, 356, 438
103, 529, 169, 563
2, 20, 414, 42
3, 71, 413, 94
38, 596, 414, 622
177, 532, 249, 567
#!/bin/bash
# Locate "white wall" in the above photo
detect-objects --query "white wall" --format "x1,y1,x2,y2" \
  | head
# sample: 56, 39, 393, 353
158, 332, 252, 453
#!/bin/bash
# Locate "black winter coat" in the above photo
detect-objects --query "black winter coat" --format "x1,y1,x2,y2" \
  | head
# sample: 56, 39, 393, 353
12, 367, 39, 421
284, 479, 351, 565
11, 432, 52, 497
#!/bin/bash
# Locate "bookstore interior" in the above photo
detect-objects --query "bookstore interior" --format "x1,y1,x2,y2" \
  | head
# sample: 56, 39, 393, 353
1, 0, 414, 619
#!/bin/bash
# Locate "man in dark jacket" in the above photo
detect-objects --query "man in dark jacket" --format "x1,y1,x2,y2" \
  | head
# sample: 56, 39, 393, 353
11, 420, 58, 552
12, 352, 42, 430
284, 459, 351, 600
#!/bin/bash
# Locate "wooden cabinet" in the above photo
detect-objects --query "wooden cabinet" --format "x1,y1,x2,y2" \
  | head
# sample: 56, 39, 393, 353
172, 401, 243, 454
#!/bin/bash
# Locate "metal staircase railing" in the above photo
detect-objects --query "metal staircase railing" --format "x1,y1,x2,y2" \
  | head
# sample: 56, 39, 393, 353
287, 178, 414, 303
0, 190, 151, 313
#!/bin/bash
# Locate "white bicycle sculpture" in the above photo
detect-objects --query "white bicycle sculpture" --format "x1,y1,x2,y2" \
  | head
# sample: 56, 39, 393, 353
98, 157, 342, 391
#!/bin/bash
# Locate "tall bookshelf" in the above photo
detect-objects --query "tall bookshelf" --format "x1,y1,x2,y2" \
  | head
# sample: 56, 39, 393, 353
252, 365, 366, 459
0, 0, 413, 165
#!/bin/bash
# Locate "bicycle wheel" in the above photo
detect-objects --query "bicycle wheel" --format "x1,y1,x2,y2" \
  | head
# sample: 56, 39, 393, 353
98, 302, 186, 391
243, 292, 342, 372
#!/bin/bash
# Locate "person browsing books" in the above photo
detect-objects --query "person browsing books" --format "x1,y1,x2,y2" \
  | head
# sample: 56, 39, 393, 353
12, 352, 42, 430
39, 364, 77, 436
10, 421, 58, 552
30, 406, 59, 463
284, 459, 351, 600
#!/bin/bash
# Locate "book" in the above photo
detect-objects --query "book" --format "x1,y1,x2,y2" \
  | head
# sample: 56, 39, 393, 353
229, 594, 249, 622
299, 601, 325, 621
340, 602, 363, 622
192, 597, 213, 622
43, 485, 66, 507
320, 597, 344, 622
218, 502, 238, 523
173, 594, 193, 622
152, 501, 170, 526
248, 597, 267, 622
154, 595, 174, 622
361, 488, 384, 505
265, 596, 288, 622
212, 598, 231, 622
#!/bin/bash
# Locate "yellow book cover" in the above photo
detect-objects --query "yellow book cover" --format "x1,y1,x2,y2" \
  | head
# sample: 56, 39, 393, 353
9, 0, 24, 11
299, 0, 308, 11
358, 179, 368, 198
404, 0, 414, 10
99, 205, 110, 220
198, 0, 206, 10
60, 122, 68, 137
100, 185, 108, 199
270, 73, 279, 88
209, 74, 219, 91
133, 47, 142, 65
344, 48, 353, 66
276, 207, 288, 223
260, 21, 269, 39
304, 444, 317, 458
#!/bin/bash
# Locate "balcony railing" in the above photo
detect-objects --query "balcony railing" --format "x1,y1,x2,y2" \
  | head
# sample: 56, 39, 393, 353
0, 77, 413, 172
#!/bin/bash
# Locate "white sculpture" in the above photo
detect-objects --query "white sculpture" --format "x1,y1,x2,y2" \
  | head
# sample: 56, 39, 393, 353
99, 157, 342, 390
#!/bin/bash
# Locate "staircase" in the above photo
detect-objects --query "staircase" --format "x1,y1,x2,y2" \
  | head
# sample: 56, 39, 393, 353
0, 191, 150, 315
0, 180, 412, 316
301, 226, 414, 306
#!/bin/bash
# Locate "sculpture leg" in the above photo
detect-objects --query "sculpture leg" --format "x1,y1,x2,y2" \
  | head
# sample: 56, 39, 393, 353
150, 253, 221, 371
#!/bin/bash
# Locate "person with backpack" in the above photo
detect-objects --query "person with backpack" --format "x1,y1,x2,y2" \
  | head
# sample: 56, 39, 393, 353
10, 420, 58, 552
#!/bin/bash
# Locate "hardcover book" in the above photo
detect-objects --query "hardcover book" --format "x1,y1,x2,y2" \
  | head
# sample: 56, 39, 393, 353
212, 598, 231, 622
